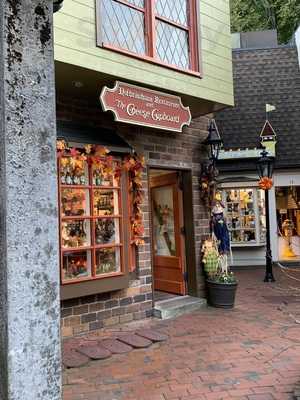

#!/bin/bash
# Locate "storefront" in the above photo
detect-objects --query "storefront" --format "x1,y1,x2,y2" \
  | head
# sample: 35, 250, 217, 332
52, 0, 234, 336
56, 83, 211, 337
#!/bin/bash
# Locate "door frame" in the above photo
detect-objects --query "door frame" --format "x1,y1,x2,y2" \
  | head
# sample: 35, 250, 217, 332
147, 166, 198, 303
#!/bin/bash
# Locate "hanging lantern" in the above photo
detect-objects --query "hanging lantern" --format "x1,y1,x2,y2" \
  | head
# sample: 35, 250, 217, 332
202, 119, 223, 163
257, 149, 274, 180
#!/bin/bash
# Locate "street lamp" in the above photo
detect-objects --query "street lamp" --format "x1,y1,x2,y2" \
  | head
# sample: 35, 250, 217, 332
257, 149, 275, 282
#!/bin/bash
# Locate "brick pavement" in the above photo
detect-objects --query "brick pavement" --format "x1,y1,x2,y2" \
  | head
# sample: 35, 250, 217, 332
63, 266, 300, 400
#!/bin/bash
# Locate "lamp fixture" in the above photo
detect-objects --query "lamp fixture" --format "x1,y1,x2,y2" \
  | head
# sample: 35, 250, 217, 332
257, 149, 275, 180
202, 119, 223, 163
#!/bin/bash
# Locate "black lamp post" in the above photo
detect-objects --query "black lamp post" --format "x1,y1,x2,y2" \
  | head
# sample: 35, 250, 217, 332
53, 0, 64, 12
257, 149, 275, 282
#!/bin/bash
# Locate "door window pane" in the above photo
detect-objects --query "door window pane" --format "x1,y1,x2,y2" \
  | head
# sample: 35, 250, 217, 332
62, 219, 91, 249
96, 247, 121, 275
156, 0, 188, 26
95, 218, 120, 245
156, 21, 189, 69
62, 251, 92, 281
152, 186, 176, 256
61, 188, 90, 217
101, 0, 146, 55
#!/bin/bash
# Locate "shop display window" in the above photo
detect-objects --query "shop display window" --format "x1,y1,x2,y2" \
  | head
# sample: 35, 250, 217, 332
95, 247, 121, 275
222, 188, 266, 246
58, 153, 124, 284
62, 251, 92, 281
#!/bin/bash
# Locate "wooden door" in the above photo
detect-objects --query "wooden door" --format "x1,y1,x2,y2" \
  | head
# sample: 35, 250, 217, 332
150, 172, 186, 295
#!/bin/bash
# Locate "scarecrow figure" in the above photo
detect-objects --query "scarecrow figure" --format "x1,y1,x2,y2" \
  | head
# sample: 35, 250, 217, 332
211, 198, 231, 273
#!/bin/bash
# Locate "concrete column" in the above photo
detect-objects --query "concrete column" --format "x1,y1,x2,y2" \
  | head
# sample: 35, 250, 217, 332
0, 1, 61, 399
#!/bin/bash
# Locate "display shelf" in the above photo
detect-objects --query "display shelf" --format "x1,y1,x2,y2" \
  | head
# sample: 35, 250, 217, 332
61, 215, 122, 220
61, 246, 93, 252
231, 243, 266, 248
94, 243, 123, 249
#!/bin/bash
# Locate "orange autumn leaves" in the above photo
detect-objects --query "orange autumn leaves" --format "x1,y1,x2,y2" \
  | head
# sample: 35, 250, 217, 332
124, 155, 145, 246
57, 140, 145, 246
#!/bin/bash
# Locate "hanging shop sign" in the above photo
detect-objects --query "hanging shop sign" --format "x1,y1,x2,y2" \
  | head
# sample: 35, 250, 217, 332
100, 81, 191, 132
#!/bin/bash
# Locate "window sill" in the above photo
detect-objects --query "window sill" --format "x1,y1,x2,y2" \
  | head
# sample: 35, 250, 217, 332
231, 243, 266, 248
100, 43, 202, 79
61, 272, 129, 300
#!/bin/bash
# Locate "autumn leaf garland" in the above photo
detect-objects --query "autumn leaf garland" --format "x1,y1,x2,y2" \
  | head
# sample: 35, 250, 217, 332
123, 155, 145, 246
57, 140, 145, 246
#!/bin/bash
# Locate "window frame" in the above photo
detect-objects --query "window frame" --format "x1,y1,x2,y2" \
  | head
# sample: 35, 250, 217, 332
96, 0, 201, 77
58, 152, 130, 286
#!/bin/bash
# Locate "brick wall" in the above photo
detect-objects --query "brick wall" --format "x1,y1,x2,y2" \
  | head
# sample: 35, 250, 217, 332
57, 96, 210, 337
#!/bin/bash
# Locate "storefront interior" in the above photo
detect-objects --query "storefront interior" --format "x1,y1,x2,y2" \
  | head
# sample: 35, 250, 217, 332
276, 186, 300, 261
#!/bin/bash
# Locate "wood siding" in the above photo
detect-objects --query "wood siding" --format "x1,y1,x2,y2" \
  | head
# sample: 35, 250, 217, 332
54, 0, 234, 107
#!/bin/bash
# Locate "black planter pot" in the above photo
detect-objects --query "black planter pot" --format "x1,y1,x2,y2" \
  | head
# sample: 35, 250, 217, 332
206, 280, 238, 309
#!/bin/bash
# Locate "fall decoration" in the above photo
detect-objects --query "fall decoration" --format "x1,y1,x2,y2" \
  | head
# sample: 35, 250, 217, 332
258, 177, 273, 190
200, 162, 217, 207
57, 140, 145, 246
123, 154, 145, 246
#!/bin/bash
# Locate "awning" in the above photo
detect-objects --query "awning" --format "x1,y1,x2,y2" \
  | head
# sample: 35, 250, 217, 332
56, 120, 134, 154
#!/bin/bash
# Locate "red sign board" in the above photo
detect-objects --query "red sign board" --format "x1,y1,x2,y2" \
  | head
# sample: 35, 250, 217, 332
100, 81, 191, 132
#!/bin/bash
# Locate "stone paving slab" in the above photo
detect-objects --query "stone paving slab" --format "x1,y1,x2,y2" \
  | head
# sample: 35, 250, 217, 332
117, 333, 152, 348
63, 350, 90, 368
77, 343, 111, 360
136, 328, 168, 342
98, 338, 133, 354
62, 329, 169, 369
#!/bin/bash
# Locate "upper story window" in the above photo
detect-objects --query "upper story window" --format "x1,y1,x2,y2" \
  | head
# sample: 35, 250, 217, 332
97, 0, 199, 74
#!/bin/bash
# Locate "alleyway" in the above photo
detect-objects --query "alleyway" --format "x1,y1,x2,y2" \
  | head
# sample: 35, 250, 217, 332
63, 267, 300, 400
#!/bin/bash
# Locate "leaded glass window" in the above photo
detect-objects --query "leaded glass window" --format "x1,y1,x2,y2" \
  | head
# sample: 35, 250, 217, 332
97, 0, 199, 72
101, 0, 146, 55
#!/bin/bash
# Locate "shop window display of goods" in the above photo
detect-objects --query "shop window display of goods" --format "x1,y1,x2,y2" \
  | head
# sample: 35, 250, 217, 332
222, 188, 266, 246
57, 140, 144, 284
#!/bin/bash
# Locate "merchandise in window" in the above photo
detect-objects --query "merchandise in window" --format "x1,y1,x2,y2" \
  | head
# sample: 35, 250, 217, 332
223, 188, 266, 246
58, 154, 124, 284
98, 0, 199, 73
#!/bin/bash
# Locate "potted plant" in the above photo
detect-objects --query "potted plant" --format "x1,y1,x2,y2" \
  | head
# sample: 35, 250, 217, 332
202, 238, 238, 309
